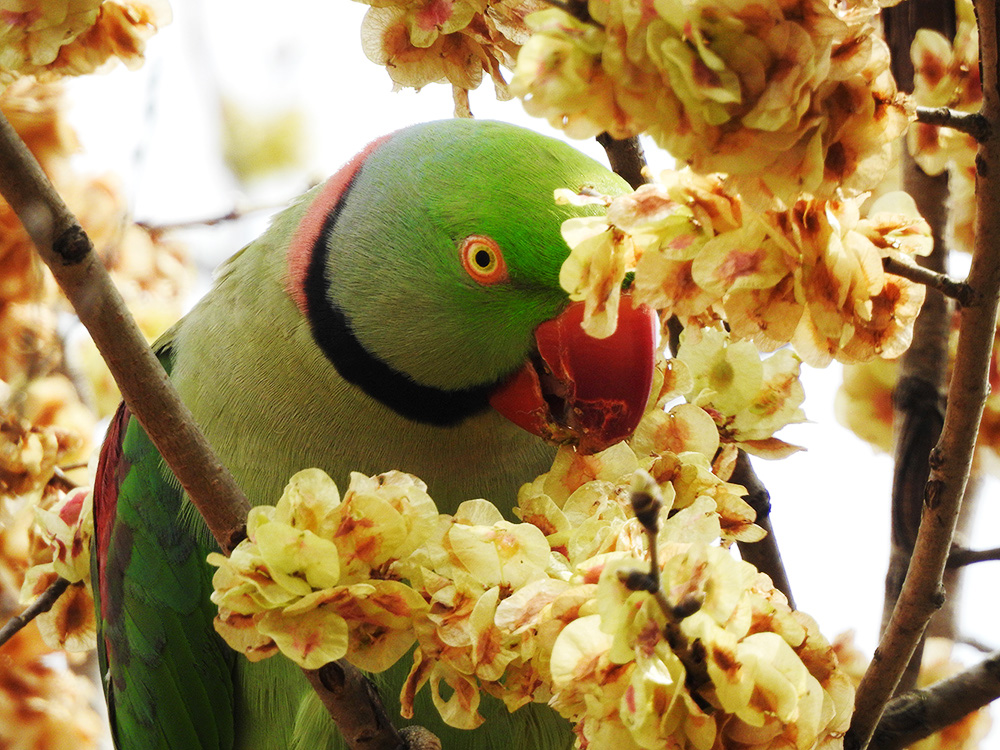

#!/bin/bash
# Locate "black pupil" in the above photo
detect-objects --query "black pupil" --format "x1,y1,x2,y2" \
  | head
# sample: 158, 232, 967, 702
474, 248, 492, 269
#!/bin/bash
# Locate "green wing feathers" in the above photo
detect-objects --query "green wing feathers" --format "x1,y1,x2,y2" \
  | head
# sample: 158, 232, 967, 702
93, 397, 236, 749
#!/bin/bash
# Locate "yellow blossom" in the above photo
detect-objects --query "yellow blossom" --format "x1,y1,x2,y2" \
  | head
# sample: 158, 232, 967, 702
677, 327, 805, 456
209, 469, 435, 670
358, 0, 542, 116
0, 0, 169, 84
17, 487, 95, 651
510, 8, 636, 138
512, 0, 907, 204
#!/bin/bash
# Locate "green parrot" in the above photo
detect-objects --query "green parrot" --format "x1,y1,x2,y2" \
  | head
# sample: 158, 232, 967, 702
92, 119, 657, 750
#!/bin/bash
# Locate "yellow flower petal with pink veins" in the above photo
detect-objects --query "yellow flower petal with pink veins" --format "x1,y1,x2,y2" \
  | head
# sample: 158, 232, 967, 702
513, 492, 572, 553
346, 470, 439, 561
332, 491, 407, 577
860, 192, 933, 260
676, 314, 805, 454
495, 578, 574, 638
631, 402, 720, 460
257, 591, 350, 670
836, 358, 897, 454
273, 467, 342, 538
511, 8, 636, 139
212, 608, 278, 663
255, 521, 341, 594
427, 659, 485, 729
446, 501, 551, 589
30, 485, 92, 584
693, 222, 793, 296
19, 486, 97, 650
210, 546, 298, 611
549, 613, 613, 693
338, 580, 426, 672
539, 442, 640, 506
728, 631, 827, 731
559, 217, 633, 338
20, 562, 96, 651
469, 586, 518, 681
679, 327, 764, 416
634, 253, 722, 323
605, 184, 700, 257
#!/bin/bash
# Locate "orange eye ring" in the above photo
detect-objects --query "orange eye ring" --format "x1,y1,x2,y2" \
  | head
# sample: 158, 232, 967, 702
460, 235, 508, 285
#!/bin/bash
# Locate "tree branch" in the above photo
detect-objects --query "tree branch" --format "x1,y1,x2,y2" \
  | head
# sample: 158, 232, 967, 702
915, 107, 992, 142
882, 256, 972, 305
0, 577, 70, 647
730, 449, 795, 609
0, 109, 250, 554
542, 0, 603, 27
869, 650, 1000, 750
846, 0, 1000, 744
947, 545, 1000, 567
0, 109, 417, 750
596, 134, 649, 189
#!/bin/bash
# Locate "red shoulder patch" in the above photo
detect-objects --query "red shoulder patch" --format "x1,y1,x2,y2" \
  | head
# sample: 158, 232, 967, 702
286, 134, 394, 316
93, 401, 131, 619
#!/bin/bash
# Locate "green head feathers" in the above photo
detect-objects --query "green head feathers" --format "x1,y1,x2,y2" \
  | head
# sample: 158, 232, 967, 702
304, 119, 630, 394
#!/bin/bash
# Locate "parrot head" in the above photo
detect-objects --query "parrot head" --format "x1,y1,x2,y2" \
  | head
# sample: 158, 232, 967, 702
286, 119, 657, 453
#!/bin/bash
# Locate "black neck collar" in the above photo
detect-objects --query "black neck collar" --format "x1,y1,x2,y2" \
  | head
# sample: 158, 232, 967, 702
302, 178, 494, 426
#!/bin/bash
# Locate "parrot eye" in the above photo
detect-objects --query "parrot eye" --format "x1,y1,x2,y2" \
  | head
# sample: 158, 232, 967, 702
460, 235, 508, 285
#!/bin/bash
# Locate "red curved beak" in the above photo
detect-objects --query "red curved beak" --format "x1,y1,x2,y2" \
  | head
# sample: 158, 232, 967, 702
489, 295, 657, 454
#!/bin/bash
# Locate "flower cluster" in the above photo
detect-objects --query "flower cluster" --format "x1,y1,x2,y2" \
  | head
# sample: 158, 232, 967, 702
0, 51, 182, 748
209, 469, 435, 670
0, 404, 100, 747
0, 0, 169, 87
907, 0, 980, 254
0, 617, 102, 750
210, 380, 857, 749
838, 317, 1000, 477
510, 0, 910, 204
357, 0, 544, 116
676, 327, 805, 458
20, 486, 96, 651
559, 174, 932, 366
0, 408, 78, 502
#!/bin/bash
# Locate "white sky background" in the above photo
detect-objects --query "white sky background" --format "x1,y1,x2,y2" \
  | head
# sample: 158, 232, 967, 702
62, 0, 999, 744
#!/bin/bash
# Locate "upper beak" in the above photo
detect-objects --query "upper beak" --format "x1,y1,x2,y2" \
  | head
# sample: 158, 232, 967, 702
489, 294, 657, 454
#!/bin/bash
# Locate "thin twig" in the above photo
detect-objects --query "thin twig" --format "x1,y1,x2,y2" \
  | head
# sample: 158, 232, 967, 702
0, 577, 70, 647
136, 200, 305, 234
620, 474, 711, 701
869, 650, 1000, 750
882, 256, 973, 305
947, 545, 1000, 567
915, 107, 992, 142
845, 0, 1000, 745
